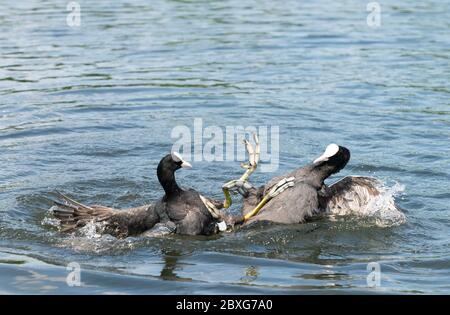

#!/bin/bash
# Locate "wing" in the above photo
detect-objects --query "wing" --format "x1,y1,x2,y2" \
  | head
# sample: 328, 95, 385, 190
50, 191, 159, 237
321, 176, 382, 215
50, 191, 119, 230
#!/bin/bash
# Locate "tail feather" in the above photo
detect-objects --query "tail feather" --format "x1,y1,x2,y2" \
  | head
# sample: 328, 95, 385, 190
55, 190, 94, 210
50, 191, 116, 232
52, 200, 80, 213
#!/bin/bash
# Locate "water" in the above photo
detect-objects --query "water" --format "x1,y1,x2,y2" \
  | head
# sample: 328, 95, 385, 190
1, 0, 449, 294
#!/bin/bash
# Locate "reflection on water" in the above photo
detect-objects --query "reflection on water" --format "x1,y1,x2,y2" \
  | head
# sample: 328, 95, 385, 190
160, 250, 192, 282
241, 265, 259, 284
1, 0, 450, 294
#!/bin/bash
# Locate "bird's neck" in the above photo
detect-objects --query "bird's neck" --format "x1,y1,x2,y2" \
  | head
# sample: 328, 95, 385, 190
301, 164, 330, 189
157, 168, 181, 196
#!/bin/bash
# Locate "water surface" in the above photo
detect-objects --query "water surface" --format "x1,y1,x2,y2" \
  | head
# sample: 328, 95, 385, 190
1, 0, 450, 294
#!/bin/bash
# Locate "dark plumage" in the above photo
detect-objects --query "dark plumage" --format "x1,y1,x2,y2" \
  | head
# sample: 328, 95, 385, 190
157, 153, 221, 235
50, 192, 162, 238
51, 152, 223, 237
239, 144, 400, 226
50, 144, 386, 236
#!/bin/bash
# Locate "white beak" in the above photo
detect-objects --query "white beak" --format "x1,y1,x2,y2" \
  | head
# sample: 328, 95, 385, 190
181, 161, 192, 169
313, 143, 339, 164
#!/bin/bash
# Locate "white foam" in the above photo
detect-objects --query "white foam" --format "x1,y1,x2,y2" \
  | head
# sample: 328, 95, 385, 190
328, 181, 406, 227
77, 220, 103, 239
41, 216, 61, 228
366, 182, 406, 227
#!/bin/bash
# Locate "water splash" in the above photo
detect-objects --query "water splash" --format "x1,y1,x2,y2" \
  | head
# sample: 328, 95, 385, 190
328, 180, 406, 227
40, 216, 60, 228
58, 223, 140, 254
76, 220, 103, 239
366, 182, 406, 227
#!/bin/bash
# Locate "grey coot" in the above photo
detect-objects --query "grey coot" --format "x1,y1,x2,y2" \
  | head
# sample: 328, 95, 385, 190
238, 144, 387, 225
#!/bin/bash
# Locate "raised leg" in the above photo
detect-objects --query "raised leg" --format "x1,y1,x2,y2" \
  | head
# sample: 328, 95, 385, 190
222, 133, 260, 208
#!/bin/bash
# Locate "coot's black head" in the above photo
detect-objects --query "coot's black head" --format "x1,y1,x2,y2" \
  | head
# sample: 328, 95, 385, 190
313, 143, 350, 176
157, 152, 192, 194
158, 152, 192, 173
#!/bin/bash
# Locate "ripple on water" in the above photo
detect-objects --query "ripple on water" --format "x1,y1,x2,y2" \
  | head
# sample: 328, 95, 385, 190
1, 0, 450, 294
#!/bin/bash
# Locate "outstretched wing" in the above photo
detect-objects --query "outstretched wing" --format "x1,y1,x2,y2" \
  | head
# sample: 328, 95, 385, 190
51, 191, 118, 230
50, 191, 159, 237
322, 176, 381, 215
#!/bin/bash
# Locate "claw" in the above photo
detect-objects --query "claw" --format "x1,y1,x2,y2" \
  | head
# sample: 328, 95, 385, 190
253, 133, 260, 167
222, 179, 238, 190
221, 133, 261, 208
199, 195, 222, 219
222, 179, 254, 197
243, 133, 260, 168
243, 139, 255, 167
267, 177, 295, 198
